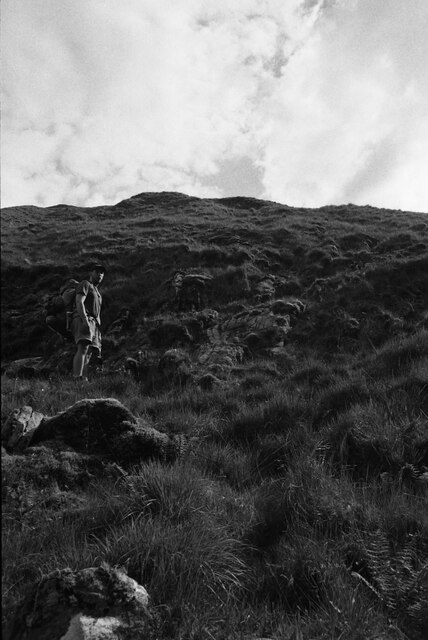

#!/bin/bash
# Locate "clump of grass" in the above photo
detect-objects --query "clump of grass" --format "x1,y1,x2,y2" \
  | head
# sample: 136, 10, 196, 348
325, 407, 397, 476
366, 330, 428, 378
153, 407, 203, 436
389, 364, 428, 415
2, 500, 99, 621
246, 460, 360, 549
145, 384, 242, 421
377, 232, 422, 253
227, 393, 307, 444
250, 433, 292, 479
2, 460, 251, 629
382, 495, 428, 552
121, 461, 212, 524
312, 376, 370, 429
210, 265, 251, 303
324, 398, 428, 477
338, 231, 376, 251
2, 446, 114, 494
248, 539, 332, 613
291, 356, 336, 388
359, 307, 405, 348
81, 486, 249, 610
249, 425, 316, 481
192, 441, 254, 490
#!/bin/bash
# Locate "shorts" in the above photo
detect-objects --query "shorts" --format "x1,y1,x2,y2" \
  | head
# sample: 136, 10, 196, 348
71, 315, 102, 354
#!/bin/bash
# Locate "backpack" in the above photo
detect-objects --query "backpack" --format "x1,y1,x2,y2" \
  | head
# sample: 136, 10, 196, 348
45, 279, 79, 341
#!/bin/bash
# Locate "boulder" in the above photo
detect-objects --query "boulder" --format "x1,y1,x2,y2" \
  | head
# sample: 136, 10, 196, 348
31, 398, 176, 464
197, 343, 245, 370
254, 277, 276, 302
172, 272, 211, 311
197, 372, 222, 390
4, 564, 150, 640
29, 398, 139, 452
243, 326, 287, 352
7, 399, 186, 465
2, 405, 44, 451
270, 298, 305, 316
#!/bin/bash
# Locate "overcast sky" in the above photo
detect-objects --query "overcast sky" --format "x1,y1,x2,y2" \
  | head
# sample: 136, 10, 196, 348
2, 0, 428, 211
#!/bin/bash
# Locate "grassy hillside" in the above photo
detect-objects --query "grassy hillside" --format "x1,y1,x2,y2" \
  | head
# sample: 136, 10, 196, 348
2, 193, 427, 360
1, 193, 428, 639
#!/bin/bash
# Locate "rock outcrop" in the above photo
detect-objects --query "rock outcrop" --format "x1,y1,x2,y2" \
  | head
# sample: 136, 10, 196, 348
4, 564, 150, 640
3, 398, 189, 465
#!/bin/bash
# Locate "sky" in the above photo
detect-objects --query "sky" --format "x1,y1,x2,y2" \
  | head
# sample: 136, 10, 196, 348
1, 0, 428, 212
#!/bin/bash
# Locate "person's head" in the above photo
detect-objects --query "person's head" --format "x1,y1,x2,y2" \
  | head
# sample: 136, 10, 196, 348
89, 263, 106, 285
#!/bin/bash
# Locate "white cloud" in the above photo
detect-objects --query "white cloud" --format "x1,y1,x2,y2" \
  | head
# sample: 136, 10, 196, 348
1, 0, 427, 211
260, 0, 428, 211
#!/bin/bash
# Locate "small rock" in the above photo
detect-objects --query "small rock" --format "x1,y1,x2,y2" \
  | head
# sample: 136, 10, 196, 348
2, 406, 44, 451
271, 299, 305, 315
60, 614, 121, 639
198, 373, 222, 390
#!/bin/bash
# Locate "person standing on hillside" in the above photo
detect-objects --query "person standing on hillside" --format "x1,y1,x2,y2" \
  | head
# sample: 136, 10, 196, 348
71, 263, 106, 380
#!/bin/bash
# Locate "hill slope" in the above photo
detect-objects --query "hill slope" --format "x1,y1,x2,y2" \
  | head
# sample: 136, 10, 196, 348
2, 193, 428, 639
2, 192, 427, 363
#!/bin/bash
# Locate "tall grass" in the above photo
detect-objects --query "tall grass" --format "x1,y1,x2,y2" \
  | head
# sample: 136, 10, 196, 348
3, 194, 428, 637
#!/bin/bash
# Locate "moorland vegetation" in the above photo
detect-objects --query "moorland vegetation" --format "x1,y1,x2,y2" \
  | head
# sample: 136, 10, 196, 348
1, 192, 428, 638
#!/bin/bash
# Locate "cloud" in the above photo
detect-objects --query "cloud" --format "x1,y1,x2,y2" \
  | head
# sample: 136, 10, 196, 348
1, 0, 427, 211
260, 0, 428, 211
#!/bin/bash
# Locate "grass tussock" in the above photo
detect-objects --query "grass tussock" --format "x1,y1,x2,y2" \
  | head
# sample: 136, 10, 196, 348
367, 330, 428, 378
227, 393, 307, 444
324, 401, 428, 477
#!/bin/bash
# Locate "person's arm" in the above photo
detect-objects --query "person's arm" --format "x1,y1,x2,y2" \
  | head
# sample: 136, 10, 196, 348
75, 292, 90, 327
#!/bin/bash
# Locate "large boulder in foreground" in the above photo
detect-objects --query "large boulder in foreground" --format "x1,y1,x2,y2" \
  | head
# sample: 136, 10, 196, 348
5, 398, 186, 465
4, 564, 151, 640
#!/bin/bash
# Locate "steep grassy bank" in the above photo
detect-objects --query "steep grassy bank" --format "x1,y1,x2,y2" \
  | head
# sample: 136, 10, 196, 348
2, 193, 427, 638
2, 193, 427, 361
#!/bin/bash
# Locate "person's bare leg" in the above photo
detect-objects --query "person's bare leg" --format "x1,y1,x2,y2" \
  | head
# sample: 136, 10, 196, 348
82, 349, 93, 379
73, 343, 89, 377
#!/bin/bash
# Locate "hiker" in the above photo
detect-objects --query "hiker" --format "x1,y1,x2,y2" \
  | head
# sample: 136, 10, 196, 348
71, 263, 106, 380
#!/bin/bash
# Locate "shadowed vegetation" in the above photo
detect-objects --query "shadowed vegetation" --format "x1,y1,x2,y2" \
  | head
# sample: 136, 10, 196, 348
2, 192, 428, 639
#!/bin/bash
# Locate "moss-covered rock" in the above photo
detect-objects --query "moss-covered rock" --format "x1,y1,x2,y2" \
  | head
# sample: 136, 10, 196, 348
4, 564, 150, 640
6, 398, 187, 466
